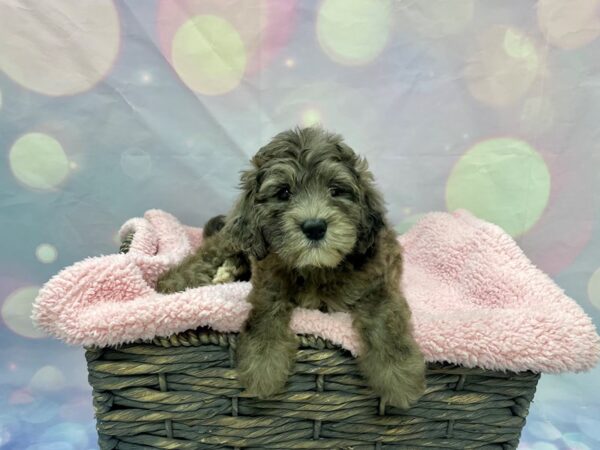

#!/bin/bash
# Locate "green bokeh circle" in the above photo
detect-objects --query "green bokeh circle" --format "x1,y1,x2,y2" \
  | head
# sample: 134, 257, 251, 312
317, 0, 392, 66
588, 267, 600, 310
9, 133, 69, 190
172, 15, 247, 95
1, 286, 45, 339
36, 243, 58, 264
446, 138, 551, 237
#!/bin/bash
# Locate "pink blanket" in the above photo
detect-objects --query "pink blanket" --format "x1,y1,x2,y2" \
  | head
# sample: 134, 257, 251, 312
32, 209, 600, 373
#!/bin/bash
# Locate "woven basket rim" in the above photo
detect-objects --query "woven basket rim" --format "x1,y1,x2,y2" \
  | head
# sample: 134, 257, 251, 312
85, 326, 539, 377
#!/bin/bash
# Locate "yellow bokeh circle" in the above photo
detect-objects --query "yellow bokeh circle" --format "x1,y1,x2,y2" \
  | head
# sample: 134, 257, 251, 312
172, 15, 247, 95
1, 286, 45, 339
446, 138, 551, 237
36, 244, 58, 264
588, 268, 600, 310
0, 1, 120, 96
465, 26, 541, 107
9, 133, 70, 191
317, 0, 393, 66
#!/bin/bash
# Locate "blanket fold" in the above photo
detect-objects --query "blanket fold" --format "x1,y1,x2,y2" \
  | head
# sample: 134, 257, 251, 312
32, 209, 600, 374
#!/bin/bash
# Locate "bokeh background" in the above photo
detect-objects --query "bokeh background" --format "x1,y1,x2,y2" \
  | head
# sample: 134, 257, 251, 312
1, 0, 599, 448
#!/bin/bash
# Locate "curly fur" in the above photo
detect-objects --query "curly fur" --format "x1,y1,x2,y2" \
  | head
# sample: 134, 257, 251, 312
156, 218, 250, 292
157, 126, 425, 408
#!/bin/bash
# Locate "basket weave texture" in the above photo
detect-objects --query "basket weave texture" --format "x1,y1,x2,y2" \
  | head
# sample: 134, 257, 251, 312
85, 236, 540, 449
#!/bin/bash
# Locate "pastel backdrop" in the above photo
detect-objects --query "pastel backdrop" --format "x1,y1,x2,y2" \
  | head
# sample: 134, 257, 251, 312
0, 1, 599, 449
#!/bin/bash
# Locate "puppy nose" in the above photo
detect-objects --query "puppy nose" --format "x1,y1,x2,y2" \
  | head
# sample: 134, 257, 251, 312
301, 219, 327, 241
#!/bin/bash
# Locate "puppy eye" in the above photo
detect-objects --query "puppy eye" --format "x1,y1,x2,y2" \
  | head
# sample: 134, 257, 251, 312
275, 186, 292, 201
329, 186, 348, 197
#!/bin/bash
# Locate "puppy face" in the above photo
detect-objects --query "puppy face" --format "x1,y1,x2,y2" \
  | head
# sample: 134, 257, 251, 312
257, 151, 362, 268
228, 127, 385, 269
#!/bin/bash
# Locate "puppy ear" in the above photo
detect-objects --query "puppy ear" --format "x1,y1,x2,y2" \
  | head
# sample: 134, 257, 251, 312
224, 169, 269, 260
354, 156, 386, 255
202, 214, 226, 238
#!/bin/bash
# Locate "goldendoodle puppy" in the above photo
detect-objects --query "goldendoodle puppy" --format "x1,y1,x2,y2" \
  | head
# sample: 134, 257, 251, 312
157, 127, 425, 408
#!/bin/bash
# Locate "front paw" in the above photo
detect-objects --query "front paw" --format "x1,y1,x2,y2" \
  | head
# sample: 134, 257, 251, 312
360, 356, 426, 409
211, 260, 237, 284
381, 374, 425, 410
236, 335, 296, 398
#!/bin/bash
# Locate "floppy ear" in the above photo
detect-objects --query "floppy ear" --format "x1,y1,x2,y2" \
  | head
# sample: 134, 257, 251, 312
354, 156, 386, 255
224, 168, 269, 260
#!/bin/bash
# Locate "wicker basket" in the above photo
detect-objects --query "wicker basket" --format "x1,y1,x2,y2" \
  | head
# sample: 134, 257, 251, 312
85, 236, 540, 449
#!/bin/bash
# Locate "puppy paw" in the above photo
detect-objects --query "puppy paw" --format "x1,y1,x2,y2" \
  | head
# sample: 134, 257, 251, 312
380, 368, 425, 409
238, 369, 285, 398
360, 354, 426, 410
212, 259, 237, 284
236, 334, 297, 399
237, 354, 291, 398
381, 377, 425, 409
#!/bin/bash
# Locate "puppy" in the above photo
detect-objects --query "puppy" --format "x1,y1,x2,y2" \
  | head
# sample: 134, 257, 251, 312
156, 214, 250, 291
157, 127, 425, 408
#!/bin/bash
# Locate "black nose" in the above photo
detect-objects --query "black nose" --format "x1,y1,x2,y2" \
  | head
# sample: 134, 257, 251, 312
301, 219, 327, 241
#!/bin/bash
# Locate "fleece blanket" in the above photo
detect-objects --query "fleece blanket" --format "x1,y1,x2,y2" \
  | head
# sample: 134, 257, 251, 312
32, 209, 600, 374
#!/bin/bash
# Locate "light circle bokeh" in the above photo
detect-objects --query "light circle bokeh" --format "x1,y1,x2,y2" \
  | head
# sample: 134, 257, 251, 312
157, 1, 296, 77
537, 0, 600, 50
446, 138, 551, 237
36, 243, 58, 264
465, 26, 541, 107
0, 1, 120, 96
302, 108, 322, 127
274, 80, 380, 153
171, 15, 247, 95
317, 0, 393, 66
1, 286, 45, 339
9, 133, 70, 191
30, 365, 66, 392
588, 268, 600, 310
